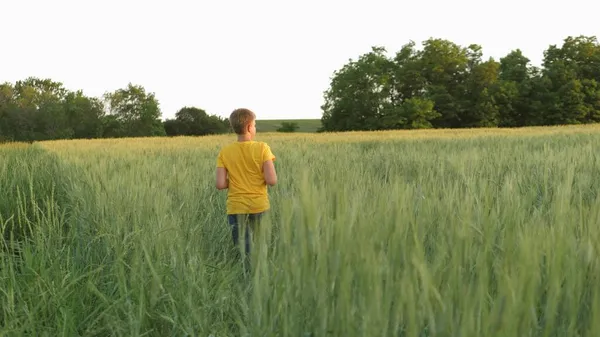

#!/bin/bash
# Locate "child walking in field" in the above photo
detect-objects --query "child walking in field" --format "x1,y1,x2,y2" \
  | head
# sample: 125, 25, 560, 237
216, 108, 277, 260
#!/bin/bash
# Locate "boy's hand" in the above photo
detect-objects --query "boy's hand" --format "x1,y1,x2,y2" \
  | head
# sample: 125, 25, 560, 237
216, 167, 228, 190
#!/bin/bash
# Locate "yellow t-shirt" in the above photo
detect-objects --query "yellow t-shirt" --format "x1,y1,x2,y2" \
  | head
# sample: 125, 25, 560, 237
216, 140, 276, 214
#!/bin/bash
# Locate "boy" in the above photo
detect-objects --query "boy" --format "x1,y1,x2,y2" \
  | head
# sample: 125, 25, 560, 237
216, 108, 277, 257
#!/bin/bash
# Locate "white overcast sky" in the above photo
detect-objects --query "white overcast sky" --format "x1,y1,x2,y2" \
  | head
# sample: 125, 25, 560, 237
1, 0, 598, 120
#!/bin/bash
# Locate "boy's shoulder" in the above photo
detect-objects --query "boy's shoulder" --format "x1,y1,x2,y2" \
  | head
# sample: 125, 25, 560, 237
219, 142, 236, 151
254, 141, 273, 154
220, 140, 271, 149
254, 140, 271, 148
218, 141, 271, 156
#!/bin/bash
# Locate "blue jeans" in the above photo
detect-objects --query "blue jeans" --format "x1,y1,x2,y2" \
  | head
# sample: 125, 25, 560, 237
228, 212, 263, 256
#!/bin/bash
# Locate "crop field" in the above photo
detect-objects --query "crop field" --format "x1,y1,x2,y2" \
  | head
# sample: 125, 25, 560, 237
2, 124, 600, 336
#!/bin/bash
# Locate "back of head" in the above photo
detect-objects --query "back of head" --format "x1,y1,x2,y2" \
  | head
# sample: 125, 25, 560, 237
229, 108, 256, 135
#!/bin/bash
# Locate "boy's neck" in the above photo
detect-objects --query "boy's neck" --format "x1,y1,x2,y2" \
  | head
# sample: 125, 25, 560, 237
237, 134, 253, 142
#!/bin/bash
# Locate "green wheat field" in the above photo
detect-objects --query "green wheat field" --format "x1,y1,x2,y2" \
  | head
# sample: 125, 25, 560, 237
2, 124, 600, 336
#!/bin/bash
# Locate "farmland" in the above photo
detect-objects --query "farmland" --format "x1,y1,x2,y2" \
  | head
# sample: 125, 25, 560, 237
2, 124, 600, 336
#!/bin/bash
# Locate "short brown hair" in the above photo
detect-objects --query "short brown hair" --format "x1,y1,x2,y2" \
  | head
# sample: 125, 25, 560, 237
229, 108, 256, 134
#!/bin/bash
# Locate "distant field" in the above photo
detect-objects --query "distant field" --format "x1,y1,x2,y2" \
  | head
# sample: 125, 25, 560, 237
256, 119, 322, 132
2, 124, 600, 336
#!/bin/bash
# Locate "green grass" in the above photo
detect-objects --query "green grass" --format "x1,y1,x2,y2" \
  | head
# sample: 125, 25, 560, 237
2, 126, 600, 336
256, 119, 322, 133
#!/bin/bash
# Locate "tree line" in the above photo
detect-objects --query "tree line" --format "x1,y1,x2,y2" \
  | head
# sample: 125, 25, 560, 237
3, 35, 599, 142
320, 35, 600, 131
0, 80, 230, 142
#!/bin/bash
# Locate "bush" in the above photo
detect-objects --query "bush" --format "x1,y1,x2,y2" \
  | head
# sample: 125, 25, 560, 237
277, 122, 300, 133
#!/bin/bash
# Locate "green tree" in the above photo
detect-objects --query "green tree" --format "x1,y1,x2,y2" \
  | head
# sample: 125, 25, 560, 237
163, 119, 185, 136
390, 41, 425, 103
321, 46, 397, 131
63, 91, 105, 139
400, 97, 440, 129
104, 83, 166, 137
163, 106, 229, 136
0, 83, 16, 142
415, 38, 471, 128
101, 115, 125, 138
463, 57, 501, 127
378, 41, 430, 130
494, 50, 542, 126
11, 77, 72, 141
0, 78, 109, 141
541, 36, 600, 124
582, 79, 600, 121
321, 40, 495, 131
